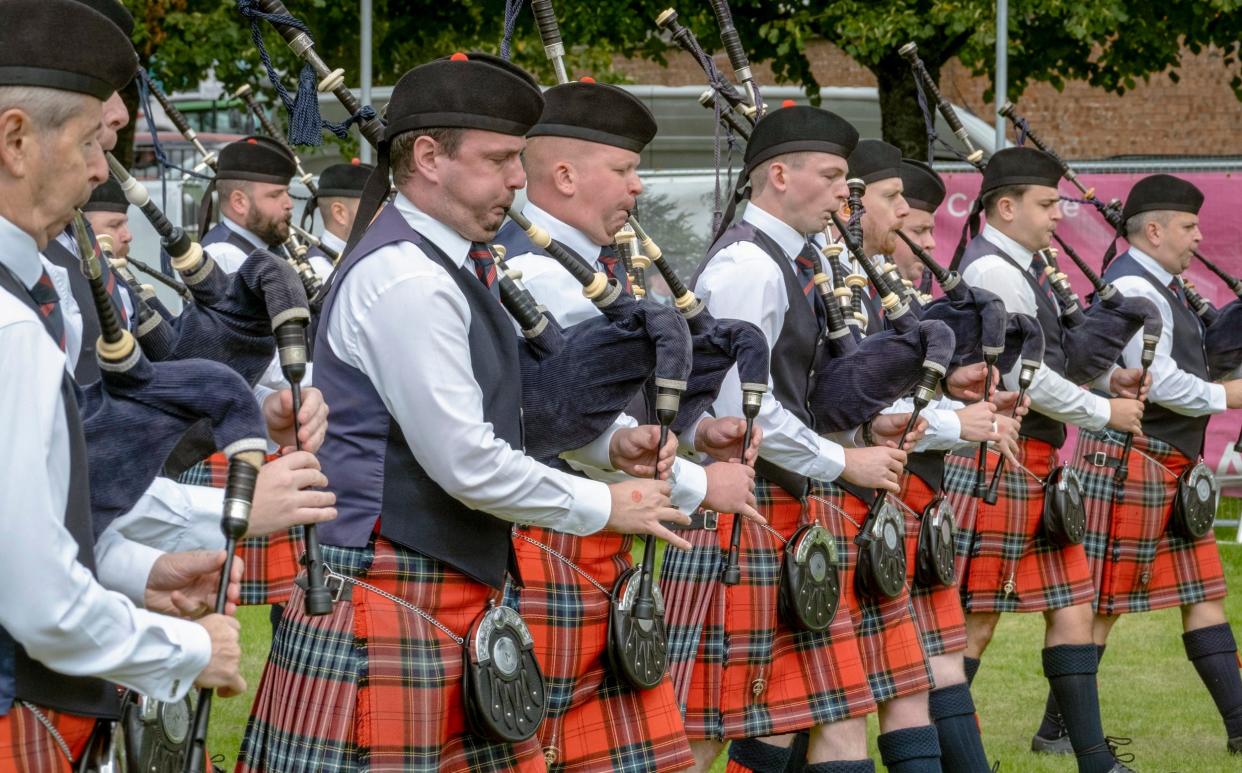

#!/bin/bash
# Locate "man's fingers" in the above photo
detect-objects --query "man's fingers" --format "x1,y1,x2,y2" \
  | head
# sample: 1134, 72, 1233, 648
651, 523, 692, 551
737, 503, 764, 523
218, 675, 248, 699
295, 506, 338, 524
290, 467, 329, 490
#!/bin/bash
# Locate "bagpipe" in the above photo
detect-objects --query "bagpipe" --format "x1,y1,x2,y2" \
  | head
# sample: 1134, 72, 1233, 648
139, 72, 323, 296
999, 100, 1242, 382
72, 211, 269, 773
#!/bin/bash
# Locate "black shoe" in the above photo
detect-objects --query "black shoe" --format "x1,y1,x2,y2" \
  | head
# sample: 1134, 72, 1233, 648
1030, 731, 1073, 755
1228, 736, 1242, 755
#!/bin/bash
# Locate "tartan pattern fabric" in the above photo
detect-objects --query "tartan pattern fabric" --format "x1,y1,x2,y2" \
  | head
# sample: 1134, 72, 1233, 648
942, 438, 1095, 614
238, 528, 306, 607
0, 703, 97, 772
507, 527, 693, 772
469, 242, 498, 289
810, 481, 935, 703
596, 246, 632, 295
794, 241, 819, 301
661, 478, 875, 742
239, 537, 545, 773
176, 451, 230, 487
898, 473, 967, 658
1075, 429, 1227, 615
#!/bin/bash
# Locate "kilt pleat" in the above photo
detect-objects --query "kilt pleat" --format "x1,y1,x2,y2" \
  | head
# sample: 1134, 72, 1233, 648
0, 704, 97, 773
811, 482, 934, 703
509, 527, 693, 773
1075, 429, 1227, 615
942, 438, 1095, 614
238, 538, 543, 773
662, 479, 875, 742
898, 473, 967, 658
237, 529, 306, 607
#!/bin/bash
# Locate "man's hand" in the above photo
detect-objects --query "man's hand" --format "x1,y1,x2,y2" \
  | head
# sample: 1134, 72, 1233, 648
870, 413, 926, 450
145, 550, 242, 618
609, 426, 677, 480
606, 480, 692, 550
944, 362, 1001, 401
194, 614, 246, 698
841, 446, 907, 493
702, 462, 763, 523
263, 387, 329, 452
1109, 367, 1151, 401
992, 414, 1022, 463
693, 416, 762, 465
956, 401, 999, 443
1106, 398, 1145, 435
1225, 379, 1242, 409
247, 451, 337, 538
990, 389, 1030, 418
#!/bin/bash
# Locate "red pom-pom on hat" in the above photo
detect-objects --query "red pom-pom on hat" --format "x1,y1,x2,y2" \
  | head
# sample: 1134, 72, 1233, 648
580, 76, 596, 84
781, 99, 797, 108
351, 157, 361, 165
450, 52, 469, 62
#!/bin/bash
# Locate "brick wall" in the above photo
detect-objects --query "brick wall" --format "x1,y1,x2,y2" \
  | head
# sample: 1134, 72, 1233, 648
611, 40, 1242, 158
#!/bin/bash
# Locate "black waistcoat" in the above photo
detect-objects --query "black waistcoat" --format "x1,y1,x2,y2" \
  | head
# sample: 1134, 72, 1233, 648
958, 234, 1069, 449
1104, 251, 1212, 459
695, 220, 827, 499
0, 265, 120, 719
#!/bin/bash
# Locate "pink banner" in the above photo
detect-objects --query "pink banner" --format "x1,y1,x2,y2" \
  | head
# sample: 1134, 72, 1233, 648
934, 171, 1242, 495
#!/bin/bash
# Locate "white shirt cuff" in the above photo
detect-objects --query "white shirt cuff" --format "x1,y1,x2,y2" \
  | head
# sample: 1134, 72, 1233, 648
135, 613, 214, 702
1207, 382, 1228, 413
670, 458, 707, 514
94, 534, 165, 607
1082, 392, 1112, 432
561, 477, 612, 536
810, 435, 847, 481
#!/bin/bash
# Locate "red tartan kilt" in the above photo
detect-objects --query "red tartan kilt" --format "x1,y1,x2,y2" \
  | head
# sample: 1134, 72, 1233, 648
0, 704, 97, 773
1076, 431, 1227, 615
511, 528, 692, 772
662, 479, 875, 741
898, 473, 967, 657
954, 437, 1095, 613
812, 482, 933, 702
240, 537, 544, 772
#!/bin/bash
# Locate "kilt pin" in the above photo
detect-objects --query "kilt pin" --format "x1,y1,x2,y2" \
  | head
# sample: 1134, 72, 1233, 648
942, 437, 1096, 614
661, 477, 876, 742
238, 537, 545, 773
897, 472, 968, 658
808, 481, 935, 703
1075, 428, 1227, 616
507, 527, 694, 772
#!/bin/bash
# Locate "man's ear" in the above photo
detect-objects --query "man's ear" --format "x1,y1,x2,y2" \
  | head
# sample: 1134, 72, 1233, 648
551, 159, 576, 197
0, 108, 35, 178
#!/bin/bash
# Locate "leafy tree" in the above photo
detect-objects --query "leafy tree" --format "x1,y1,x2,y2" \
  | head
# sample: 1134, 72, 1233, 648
115, 1, 1242, 164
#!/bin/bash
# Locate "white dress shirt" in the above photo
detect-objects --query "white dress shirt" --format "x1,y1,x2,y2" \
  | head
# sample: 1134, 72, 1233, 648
308, 229, 345, 280
0, 214, 210, 702
503, 202, 708, 515
324, 194, 613, 535
961, 224, 1112, 431
693, 203, 848, 482
202, 217, 265, 275
1112, 248, 1227, 416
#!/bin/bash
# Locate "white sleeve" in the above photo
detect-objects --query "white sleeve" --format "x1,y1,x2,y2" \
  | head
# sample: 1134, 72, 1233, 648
327, 245, 611, 536
0, 314, 211, 702
696, 243, 846, 482
963, 259, 1112, 431
1111, 275, 1227, 416
104, 477, 227, 554
203, 242, 249, 275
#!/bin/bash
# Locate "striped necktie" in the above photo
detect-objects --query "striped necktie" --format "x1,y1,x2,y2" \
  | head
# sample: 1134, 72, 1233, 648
1028, 252, 1056, 304
468, 242, 499, 296
597, 245, 632, 295
29, 269, 67, 352
794, 240, 820, 305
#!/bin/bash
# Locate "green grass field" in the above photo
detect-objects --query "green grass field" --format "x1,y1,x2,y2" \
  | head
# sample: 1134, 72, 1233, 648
207, 526, 1242, 772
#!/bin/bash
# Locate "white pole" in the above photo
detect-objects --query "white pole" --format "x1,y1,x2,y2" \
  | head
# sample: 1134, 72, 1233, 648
359, 0, 373, 163
994, 0, 1008, 150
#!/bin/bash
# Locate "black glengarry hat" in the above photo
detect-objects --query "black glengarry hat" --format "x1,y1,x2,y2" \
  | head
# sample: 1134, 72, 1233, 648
979, 147, 1062, 194
847, 139, 903, 185
317, 160, 374, 198
1122, 174, 1204, 222
899, 159, 946, 213
528, 79, 657, 153
743, 105, 859, 175
84, 177, 129, 214
0, 0, 136, 100
74, 0, 134, 37
346, 53, 545, 253
216, 136, 297, 184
